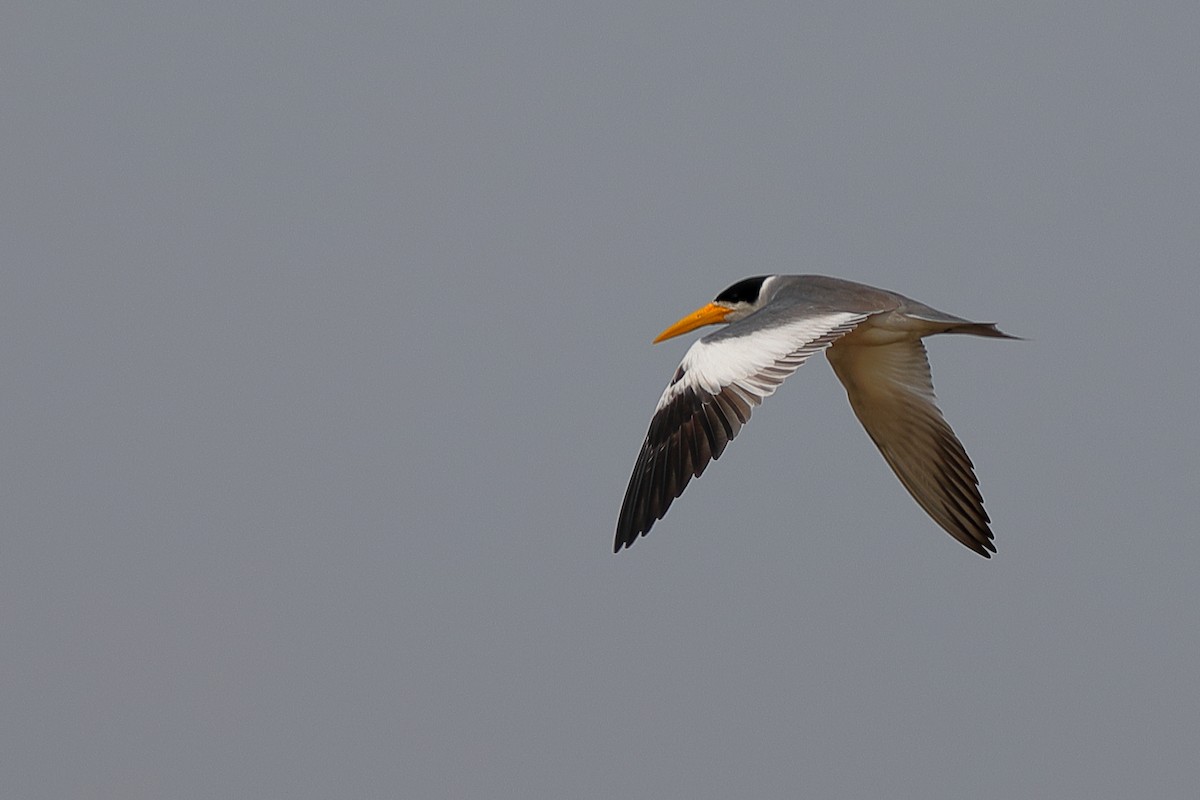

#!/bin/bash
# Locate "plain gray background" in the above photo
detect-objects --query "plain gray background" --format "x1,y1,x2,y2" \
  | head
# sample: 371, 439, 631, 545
4, 3, 1198, 798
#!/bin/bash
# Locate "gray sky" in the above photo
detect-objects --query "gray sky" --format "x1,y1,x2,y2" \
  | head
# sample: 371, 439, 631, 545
4, 3, 1199, 798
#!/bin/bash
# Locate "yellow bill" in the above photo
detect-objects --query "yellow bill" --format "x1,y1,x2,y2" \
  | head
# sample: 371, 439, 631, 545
653, 302, 732, 343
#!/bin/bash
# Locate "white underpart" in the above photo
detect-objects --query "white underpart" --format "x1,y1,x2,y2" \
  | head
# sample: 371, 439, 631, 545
654, 311, 868, 413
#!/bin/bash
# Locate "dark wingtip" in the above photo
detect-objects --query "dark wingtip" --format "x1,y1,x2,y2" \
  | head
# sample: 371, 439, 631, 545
973, 537, 997, 558
613, 513, 650, 554
614, 528, 651, 553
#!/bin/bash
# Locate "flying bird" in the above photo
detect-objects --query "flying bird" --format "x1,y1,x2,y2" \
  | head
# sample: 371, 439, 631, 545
615, 275, 1017, 557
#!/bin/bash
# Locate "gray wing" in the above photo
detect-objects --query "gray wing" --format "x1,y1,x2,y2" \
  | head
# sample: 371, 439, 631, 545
615, 310, 868, 552
826, 338, 996, 557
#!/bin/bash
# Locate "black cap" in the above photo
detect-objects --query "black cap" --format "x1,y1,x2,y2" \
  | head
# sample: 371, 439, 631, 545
714, 276, 769, 305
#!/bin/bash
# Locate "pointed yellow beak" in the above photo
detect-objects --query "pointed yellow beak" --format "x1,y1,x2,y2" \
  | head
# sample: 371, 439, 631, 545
653, 302, 732, 343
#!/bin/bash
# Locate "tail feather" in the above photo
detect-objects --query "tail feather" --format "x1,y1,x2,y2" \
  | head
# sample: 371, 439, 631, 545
945, 322, 1021, 339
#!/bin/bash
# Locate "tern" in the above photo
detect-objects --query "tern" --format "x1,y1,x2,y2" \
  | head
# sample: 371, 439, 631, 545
615, 275, 1016, 557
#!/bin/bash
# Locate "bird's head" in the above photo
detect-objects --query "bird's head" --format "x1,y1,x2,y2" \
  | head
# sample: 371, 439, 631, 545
653, 275, 773, 342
